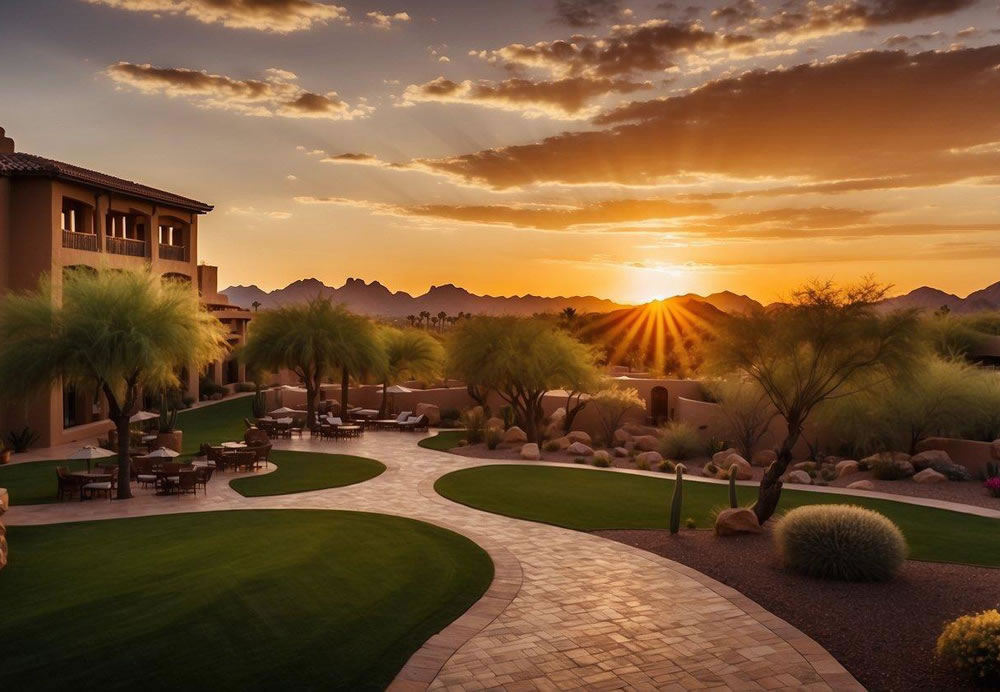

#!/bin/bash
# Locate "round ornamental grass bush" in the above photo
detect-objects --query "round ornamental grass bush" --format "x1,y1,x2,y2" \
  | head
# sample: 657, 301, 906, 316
936, 609, 1000, 685
774, 505, 907, 582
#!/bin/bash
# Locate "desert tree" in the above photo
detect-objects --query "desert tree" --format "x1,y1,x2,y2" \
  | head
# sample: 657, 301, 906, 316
241, 298, 385, 428
0, 268, 226, 499
708, 278, 922, 523
376, 326, 445, 415
448, 316, 601, 442
705, 376, 778, 459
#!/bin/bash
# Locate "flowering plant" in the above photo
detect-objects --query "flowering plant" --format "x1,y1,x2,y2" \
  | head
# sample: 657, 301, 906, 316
937, 609, 1000, 683
986, 477, 1000, 498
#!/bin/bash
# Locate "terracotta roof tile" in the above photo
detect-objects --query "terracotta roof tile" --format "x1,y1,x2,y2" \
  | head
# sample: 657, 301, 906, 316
0, 152, 212, 213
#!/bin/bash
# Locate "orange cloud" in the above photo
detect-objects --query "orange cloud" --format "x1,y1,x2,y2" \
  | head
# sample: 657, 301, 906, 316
84, 0, 348, 33
106, 62, 372, 120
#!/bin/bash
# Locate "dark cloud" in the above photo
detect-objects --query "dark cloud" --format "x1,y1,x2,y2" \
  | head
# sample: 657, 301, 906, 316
739, 0, 978, 38
400, 75, 652, 117
553, 0, 621, 27
416, 46, 1000, 189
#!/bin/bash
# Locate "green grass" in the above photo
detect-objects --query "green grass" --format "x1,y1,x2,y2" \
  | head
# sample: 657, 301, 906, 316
177, 395, 253, 454
0, 459, 92, 505
418, 430, 467, 451
230, 451, 385, 497
435, 465, 1000, 568
0, 510, 494, 692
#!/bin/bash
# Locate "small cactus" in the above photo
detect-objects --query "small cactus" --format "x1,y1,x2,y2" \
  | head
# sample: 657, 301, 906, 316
158, 392, 178, 433
669, 463, 686, 534
728, 465, 739, 509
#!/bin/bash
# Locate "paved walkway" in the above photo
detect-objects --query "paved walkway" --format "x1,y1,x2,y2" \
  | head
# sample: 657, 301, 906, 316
4, 434, 861, 691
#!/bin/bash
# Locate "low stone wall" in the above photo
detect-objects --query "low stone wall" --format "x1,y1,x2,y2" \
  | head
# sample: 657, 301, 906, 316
0, 487, 8, 571
916, 437, 997, 478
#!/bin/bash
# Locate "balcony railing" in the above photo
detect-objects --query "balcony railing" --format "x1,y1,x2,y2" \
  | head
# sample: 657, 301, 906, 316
158, 243, 188, 262
106, 236, 147, 258
62, 230, 99, 252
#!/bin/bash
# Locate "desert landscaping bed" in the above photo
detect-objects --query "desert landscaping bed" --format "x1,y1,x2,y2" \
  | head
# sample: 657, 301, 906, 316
597, 527, 998, 692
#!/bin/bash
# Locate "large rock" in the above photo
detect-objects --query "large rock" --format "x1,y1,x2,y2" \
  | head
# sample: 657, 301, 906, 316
548, 407, 567, 425
636, 451, 664, 466
847, 480, 875, 490
861, 452, 910, 469
792, 461, 817, 472
623, 423, 661, 438
566, 430, 592, 445
894, 460, 916, 478
613, 428, 632, 445
914, 468, 947, 484
910, 450, 971, 481
520, 443, 540, 461
551, 436, 571, 450
835, 460, 860, 478
593, 450, 612, 464
503, 426, 528, 444
485, 416, 505, 431
786, 470, 812, 484
724, 455, 754, 480
613, 447, 630, 458
713, 448, 739, 466
0, 487, 7, 514
415, 403, 441, 426
715, 508, 762, 536
633, 435, 660, 452
751, 449, 777, 467
567, 442, 594, 456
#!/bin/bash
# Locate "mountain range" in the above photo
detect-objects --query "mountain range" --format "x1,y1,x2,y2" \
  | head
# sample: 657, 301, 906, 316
221, 278, 1000, 317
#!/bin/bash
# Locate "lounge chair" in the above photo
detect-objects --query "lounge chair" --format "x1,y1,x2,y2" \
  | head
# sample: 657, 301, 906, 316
399, 414, 429, 432
56, 466, 86, 501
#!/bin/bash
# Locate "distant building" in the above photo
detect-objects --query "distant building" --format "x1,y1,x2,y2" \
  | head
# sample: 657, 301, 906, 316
0, 127, 216, 447
198, 264, 251, 387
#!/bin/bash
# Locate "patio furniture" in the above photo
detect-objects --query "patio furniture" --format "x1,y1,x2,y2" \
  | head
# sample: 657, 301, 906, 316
398, 415, 429, 432
156, 463, 183, 495
250, 443, 272, 466
134, 459, 158, 489
335, 424, 362, 440
177, 470, 198, 496
81, 470, 116, 502
56, 466, 87, 501
232, 450, 259, 473
194, 466, 214, 494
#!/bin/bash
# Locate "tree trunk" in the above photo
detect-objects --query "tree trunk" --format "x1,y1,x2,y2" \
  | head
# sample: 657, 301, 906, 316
115, 416, 133, 500
340, 368, 350, 412
305, 383, 317, 431
563, 392, 587, 433
752, 420, 801, 524
379, 380, 388, 417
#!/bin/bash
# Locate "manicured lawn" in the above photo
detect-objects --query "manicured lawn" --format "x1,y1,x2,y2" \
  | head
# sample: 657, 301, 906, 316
177, 395, 253, 454
0, 510, 494, 691
0, 459, 91, 505
435, 465, 1000, 567
231, 451, 385, 497
418, 430, 467, 451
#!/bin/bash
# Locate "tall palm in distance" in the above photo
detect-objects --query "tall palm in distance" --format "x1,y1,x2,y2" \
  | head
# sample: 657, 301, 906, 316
406, 314, 416, 327
419, 310, 431, 328
437, 311, 447, 331
377, 326, 444, 415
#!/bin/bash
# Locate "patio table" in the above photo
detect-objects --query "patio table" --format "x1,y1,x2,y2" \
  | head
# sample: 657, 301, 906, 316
221, 442, 247, 449
154, 469, 195, 495
336, 425, 362, 439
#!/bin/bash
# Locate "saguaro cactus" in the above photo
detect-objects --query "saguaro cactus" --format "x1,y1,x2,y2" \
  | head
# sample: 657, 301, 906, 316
669, 463, 686, 534
728, 465, 739, 509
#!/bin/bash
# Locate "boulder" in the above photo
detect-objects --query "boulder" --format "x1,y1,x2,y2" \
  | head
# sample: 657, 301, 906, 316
718, 453, 746, 469
485, 416, 505, 431
636, 451, 664, 466
715, 508, 762, 536
520, 443, 540, 461
415, 403, 441, 426
835, 460, 860, 478
503, 426, 528, 444
633, 435, 660, 452
861, 452, 910, 469
792, 461, 817, 472
713, 448, 739, 466
593, 450, 612, 464
725, 455, 753, 480
566, 430, 592, 445
894, 460, 916, 478
613, 428, 632, 445
751, 449, 777, 467
786, 470, 812, 485
548, 407, 567, 425
847, 480, 876, 491
911, 450, 952, 470
613, 447, 630, 458
567, 442, 594, 456
0, 487, 7, 514
551, 436, 571, 450
623, 423, 661, 438
914, 468, 947, 484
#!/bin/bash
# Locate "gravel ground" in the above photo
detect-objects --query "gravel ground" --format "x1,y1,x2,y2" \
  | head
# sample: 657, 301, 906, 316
595, 527, 998, 692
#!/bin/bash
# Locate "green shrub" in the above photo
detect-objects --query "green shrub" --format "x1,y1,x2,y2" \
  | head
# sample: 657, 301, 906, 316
774, 505, 907, 581
485, 426, 503, 450
685, 517, 697, 529
461, 408, 485, 445
870, 455, 910, 480
235, 382, 257, 393
658, 459, 675, 473
543, 440, 561, 452
592, 455, 610, 468
198, 376, 227, 399
636, 457, 650, 471
937, 609, 1000, 685
6, 426, 38, 453
658, 421, 704, 460
819, 467, 837, 482
574, 457, 586, 464
440, 407, 460, 422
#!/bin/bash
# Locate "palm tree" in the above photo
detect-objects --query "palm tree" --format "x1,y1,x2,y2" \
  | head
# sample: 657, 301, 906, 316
377, 327, 444, 415
241, 298, 385, 429
406, 314, 416, 327
251, 300, 261, 313
419, 310, 431, 328
0, 268, 226, 499
437, 311, 447, 332
561, 306, 577, 323
431, 316, 440, 330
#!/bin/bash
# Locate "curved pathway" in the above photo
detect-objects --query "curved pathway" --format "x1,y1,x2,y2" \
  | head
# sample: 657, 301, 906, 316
4, 435, 861, 691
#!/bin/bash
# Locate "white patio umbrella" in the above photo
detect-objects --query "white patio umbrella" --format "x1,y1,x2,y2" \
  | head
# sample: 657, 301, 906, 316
129, 410, 159, 423
68, 445, 116, 471
385, 385, 413, 394
144, 446, 180, 458
269, 406, 299, 416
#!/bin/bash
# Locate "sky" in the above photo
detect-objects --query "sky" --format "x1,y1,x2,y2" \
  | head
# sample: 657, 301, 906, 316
2, 0, 1000, 305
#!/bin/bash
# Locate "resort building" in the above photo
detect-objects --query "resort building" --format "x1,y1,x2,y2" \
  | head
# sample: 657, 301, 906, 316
197, 264, 251, 388
0, 128, 211, 447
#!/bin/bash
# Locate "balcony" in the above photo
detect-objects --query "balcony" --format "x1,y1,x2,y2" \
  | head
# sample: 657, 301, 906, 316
62, 230, 99, 252
158, 243, 188, 262
106, 236, 147, 258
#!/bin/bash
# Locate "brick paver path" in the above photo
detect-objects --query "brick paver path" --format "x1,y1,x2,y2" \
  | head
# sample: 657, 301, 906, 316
5, 433, 861, 691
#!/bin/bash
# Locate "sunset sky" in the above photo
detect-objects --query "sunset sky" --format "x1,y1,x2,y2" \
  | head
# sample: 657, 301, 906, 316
3, 0, 1000, 304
